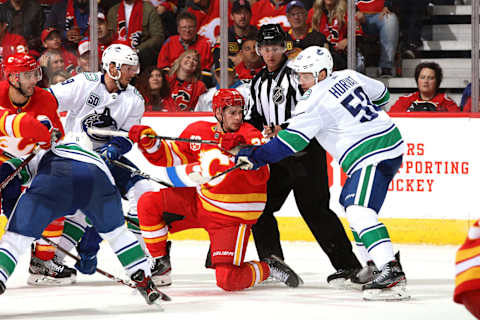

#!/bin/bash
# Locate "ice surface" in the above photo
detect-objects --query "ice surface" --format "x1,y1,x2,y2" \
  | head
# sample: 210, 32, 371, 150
0, 241, 473, 320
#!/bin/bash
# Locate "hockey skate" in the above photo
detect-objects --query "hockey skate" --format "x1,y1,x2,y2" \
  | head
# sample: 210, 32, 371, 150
326, 268, 360, 289
27, 255, 77, 286
264, 255, 303, 288
131, 269, 169, 305
362, 259, 410, 301
151, 241, 172, 287
350, 260, 379, 289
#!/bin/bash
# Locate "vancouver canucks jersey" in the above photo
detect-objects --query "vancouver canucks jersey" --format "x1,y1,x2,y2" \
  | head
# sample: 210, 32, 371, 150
279, 69, 404, 176
6, 142, 114, 187
48, 72, 144, 150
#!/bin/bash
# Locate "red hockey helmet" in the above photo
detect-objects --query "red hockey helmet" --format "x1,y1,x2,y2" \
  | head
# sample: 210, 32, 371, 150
4, 53, 39, 74
212, 88, 245, 113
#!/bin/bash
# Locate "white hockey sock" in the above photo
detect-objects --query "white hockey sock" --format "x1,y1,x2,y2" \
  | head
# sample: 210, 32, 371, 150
100, 225, 149, 277
0, 232, 34, 283
55, 211, 88, 262
350, 226, 370, 265
346, 205, 394, 269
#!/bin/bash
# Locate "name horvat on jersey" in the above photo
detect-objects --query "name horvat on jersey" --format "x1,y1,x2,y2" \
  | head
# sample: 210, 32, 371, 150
328, 76, 360, 99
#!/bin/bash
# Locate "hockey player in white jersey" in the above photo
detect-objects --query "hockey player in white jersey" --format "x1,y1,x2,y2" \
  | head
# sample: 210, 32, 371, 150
46, 43, 156, 278
0, 139, 165, 304
235, 46, 409, 301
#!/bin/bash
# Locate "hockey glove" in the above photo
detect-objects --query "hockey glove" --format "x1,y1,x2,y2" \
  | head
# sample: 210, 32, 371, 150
98, 143, 121, 163
186, 163, 211, 185
129, 125, 157, 151
235, 147, 266, 170
74, 251, 98, 275
219, 133, 246, 151
11, 113, 51, 150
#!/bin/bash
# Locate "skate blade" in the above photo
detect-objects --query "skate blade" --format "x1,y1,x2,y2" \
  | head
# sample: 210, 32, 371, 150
363, 286, 411, 301
327, 278, 351, 289
27, 275, 74, 286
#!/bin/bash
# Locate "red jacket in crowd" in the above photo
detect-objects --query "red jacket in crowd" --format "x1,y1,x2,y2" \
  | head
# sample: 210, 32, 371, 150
389, 91, 460, 112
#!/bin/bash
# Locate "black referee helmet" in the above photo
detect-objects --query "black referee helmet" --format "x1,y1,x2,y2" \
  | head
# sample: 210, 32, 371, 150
256, 24, 287, 55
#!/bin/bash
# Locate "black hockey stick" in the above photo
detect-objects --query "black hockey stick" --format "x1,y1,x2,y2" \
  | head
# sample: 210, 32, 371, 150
111, 160, 174, 188
87, 128, 219, 146
124, 215, 140, 228
40, 236, 171, 301
209, 161, 248, 180
0, 147, 39, 192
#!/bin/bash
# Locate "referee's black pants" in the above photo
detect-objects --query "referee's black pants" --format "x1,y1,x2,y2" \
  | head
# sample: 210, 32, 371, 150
252, 139, 361, 271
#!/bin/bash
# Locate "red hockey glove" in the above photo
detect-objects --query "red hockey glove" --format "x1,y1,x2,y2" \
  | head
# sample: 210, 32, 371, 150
129, 125, 157, 150
219, 132, 246, 151
16, 113, 52, 150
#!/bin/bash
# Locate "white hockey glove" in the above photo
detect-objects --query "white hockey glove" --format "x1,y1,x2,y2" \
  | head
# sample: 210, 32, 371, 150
187, 164, 211, 185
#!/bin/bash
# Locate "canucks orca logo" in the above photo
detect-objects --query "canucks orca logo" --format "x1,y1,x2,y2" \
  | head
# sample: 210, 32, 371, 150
81, 108, 117, 142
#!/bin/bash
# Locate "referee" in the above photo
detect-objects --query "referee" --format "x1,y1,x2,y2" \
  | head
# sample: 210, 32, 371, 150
246, 24, 361, 285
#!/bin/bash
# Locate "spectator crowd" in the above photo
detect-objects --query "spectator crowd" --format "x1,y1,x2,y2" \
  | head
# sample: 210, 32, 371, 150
0, 0, 470, 112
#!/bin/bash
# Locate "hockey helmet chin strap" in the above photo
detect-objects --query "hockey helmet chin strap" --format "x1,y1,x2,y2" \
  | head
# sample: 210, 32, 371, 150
107, 64, 127, 91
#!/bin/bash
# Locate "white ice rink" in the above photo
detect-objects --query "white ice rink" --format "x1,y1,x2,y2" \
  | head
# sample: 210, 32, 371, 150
0, 240, 473, 320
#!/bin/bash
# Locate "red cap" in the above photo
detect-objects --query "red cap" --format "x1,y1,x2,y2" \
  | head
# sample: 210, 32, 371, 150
41, 27, 59, 43
4, 53, 39, 74
212, 88, 245, 113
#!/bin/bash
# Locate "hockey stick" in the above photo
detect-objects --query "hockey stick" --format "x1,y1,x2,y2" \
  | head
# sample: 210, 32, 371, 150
40, 236, 135, 288
124, 215, 140, 228
0, 147, 39, 192
40, 236, 172, 301
111, 160, 174, 188
88, 127, 219, 146
209, 161, 247, 180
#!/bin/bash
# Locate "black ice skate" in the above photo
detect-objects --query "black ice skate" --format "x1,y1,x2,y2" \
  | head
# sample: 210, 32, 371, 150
151, 241, 172, 287
27, 255, 76, 286
326, 268, 360, 289
350, 260, 379, 289
131, 269, 164, 305
362, 259, 410, 301
264, 255, 304, 288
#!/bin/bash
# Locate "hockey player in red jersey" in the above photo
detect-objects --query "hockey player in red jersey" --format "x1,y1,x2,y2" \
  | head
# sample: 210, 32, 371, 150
0, 53, 76, 286
129, 88, 303, 291
454, 219, 480, 319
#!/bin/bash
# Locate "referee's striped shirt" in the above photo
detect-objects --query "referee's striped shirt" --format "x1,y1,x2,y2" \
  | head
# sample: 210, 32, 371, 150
245, 58, 303, 131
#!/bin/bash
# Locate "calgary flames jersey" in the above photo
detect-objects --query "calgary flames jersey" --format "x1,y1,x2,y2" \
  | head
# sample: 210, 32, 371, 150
454, 219, 480, 304
0, 81, 64, 136
251, 0, 290, 31
142, 121, 269, 224
166, 74, 207, 112
187, 0, 232, 44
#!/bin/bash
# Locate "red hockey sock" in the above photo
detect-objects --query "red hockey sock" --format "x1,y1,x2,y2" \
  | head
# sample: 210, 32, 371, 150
137, 191, 168, 257
215, 261, 270, 291
35, 217, 65, 260
461, 290, 480, 319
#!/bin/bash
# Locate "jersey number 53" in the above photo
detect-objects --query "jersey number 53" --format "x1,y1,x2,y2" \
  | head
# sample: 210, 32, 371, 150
340, 87, 379, 123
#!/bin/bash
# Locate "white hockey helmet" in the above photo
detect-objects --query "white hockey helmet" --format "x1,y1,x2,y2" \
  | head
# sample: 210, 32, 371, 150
102, 43, 140, 80
291, 46, 334, 79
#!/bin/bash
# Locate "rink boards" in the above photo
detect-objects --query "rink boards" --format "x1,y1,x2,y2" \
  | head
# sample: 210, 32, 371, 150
123, 112, 479, 245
